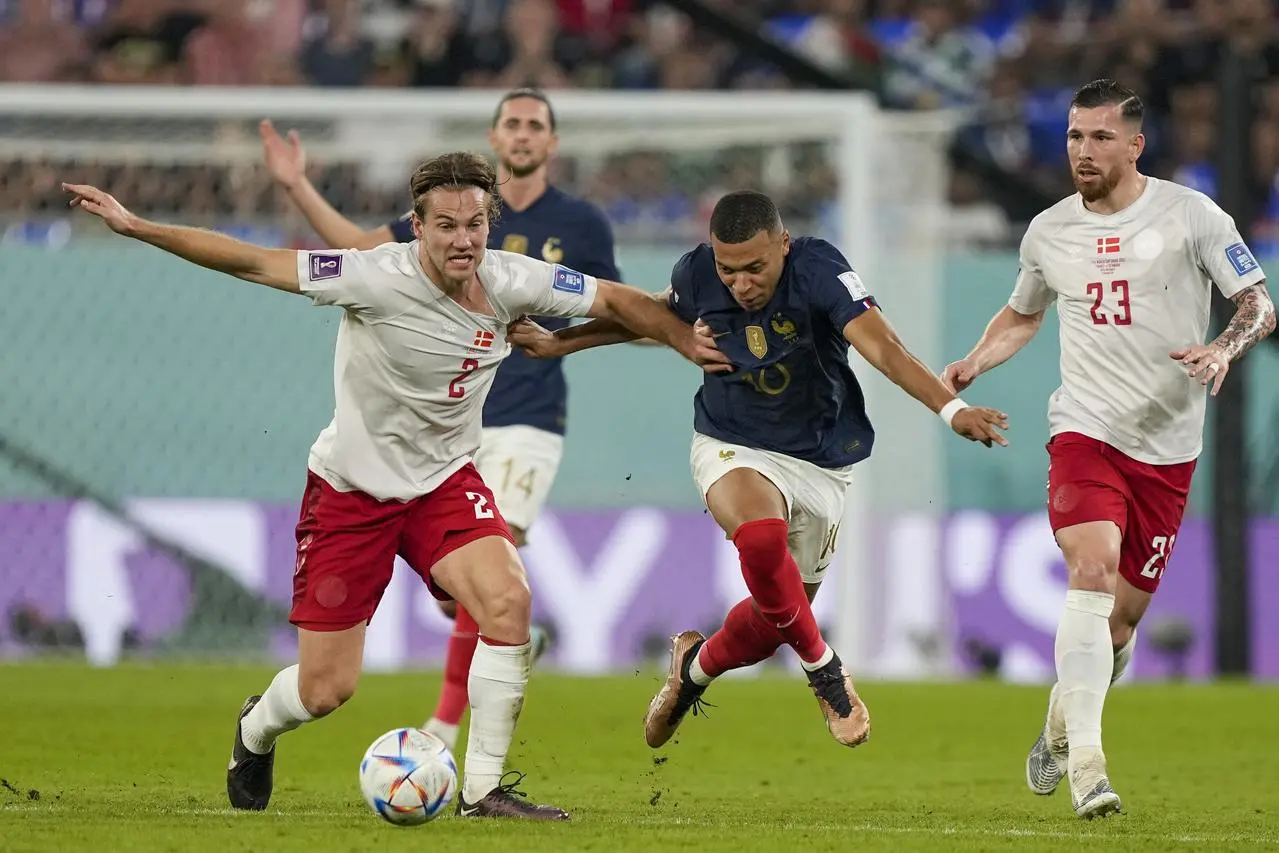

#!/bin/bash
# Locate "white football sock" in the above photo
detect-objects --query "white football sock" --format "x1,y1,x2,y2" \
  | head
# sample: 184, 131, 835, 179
423, 718, 460, 752
240, 664, 314, 755
462, 640, 531, 803
1044, 680, 1067, 750
799, 644, 834, 671
1111, 629, 1137, 684
688, 648, 714, 687
1054, 590, 1115, 760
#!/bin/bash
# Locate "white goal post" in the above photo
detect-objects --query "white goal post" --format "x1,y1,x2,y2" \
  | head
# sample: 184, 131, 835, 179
0, 85, 959, 676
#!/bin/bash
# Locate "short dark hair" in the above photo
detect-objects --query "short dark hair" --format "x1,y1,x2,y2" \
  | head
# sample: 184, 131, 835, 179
1071, 79, 1144, 126
410, 152, 501, 221
709, 190, 782, 244
492, 88, 557, 132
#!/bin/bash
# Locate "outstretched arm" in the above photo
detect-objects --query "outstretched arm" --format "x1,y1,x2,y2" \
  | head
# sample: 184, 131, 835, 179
508, 315, 643, 357
514, 288, 666, 355
260, 119, 396, 250
1171, 282, 1276, 396
845, 308, 1009, 447
941, 305, 1045, 392
588, 282, 731, 371
64, 183, 299, 292
555, 315, 646, 352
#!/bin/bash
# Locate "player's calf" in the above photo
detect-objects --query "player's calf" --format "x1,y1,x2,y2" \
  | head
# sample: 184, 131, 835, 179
429, 536, 562, 814
228, 628, 363, 810
1029, 629, 1136, 798
228, 665, 319, 810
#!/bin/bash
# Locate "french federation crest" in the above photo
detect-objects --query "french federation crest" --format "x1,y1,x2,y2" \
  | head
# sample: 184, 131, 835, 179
745, 325, 768, 358
770, 314, 797, 343
541, 237, 564, 263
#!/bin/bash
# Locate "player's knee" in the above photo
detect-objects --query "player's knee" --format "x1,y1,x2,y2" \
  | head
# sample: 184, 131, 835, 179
298, 665, 360, 718
1065, 550, 1119, 592
732, 518, 790, 567
475, 580, 532, 644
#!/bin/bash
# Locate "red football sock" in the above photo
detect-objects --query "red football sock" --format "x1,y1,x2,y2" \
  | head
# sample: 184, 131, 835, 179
697, 596, 785, 677
732, 518, 827, 664
433, 605, 479, 725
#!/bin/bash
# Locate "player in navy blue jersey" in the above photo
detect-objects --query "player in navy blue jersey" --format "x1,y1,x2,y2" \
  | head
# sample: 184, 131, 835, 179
259, 88, 622, 752
509, 190, 1008, 750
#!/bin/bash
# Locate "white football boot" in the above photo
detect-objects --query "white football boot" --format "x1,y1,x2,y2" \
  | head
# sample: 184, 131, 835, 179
1026, 682, 1069, 795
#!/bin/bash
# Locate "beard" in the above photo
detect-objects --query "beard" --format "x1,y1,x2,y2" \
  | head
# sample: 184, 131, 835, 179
1073, 166, 1120, 202
502, 155, 545, 179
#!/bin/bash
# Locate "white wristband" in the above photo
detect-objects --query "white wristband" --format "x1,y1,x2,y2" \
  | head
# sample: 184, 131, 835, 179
939, 398, 967, 427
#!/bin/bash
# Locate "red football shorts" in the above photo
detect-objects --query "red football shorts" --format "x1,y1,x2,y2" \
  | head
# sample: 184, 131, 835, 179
1046, 432, 1196, 594
289, 463, 515, 631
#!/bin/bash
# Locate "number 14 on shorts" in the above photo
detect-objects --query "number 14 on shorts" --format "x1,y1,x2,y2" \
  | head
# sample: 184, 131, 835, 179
1140, 534, 1177, 579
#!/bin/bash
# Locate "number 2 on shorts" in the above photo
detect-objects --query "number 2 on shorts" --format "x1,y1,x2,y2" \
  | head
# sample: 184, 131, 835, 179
1140, 534, 1177, 579
466, 491, 495, 519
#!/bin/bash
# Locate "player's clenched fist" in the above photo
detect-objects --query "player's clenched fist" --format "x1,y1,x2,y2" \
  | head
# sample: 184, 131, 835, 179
507, 317, 561, 358
940, 358, 980, 393
684, 319, 733, 374
950, 406, 1009, 447
63, 183, 139, 236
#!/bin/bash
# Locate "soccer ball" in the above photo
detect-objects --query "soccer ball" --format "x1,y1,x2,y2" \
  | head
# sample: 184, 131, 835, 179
359, 727, 459, 826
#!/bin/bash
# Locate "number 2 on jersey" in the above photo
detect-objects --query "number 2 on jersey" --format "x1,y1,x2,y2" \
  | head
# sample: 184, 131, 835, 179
1087, 279, 1132, 326
449, 358, 481, 398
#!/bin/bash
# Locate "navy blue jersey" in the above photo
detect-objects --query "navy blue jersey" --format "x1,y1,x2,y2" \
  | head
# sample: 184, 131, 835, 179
388, 185, 619, 434
667, 237, 878, 469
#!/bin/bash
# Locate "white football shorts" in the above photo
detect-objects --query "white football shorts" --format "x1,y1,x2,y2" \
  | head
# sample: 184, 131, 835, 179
472, 425, 564, 534
689, 432, 854, 584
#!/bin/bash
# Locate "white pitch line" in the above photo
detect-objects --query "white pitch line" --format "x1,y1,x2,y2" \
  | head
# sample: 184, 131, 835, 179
4, 803, 1277, 845
623, 814, 1279, 845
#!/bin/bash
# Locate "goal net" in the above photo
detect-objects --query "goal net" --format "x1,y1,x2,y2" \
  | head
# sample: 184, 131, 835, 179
0, 85, 957, 676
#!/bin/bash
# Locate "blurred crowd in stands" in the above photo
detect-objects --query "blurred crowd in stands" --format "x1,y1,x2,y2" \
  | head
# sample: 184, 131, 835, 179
1, 0, 1278, 251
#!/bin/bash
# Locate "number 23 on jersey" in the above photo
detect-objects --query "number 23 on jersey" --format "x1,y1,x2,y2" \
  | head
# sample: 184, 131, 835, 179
1086, 279, 1132, 326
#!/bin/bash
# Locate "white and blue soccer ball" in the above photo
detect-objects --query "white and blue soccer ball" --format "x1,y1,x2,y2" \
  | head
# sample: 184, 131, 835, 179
359, 727, 458, 826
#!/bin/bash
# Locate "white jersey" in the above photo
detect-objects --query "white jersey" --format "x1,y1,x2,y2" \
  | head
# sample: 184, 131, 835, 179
1010, 177, 1266, 464
296, 244, 599, 501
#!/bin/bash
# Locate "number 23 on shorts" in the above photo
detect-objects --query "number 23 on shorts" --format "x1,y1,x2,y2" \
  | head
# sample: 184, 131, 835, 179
1140, 534, 1177, 579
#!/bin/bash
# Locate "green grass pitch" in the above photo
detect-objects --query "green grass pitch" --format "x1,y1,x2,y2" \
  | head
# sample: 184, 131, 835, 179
1, 662, 1277, 851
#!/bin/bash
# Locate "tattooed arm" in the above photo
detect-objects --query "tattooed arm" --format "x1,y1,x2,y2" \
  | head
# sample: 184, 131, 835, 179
1171, 282, 1277, 396
1212, 283, 1277, 360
